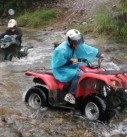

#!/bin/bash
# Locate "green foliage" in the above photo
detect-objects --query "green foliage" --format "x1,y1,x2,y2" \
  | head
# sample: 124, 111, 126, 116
119, 0, 127, 12
110, 20, 127, 39
4, 1, 15, 10
72, 1, 127, 41
0, 1, 19, 17
71, 23, 93, 34
0, 4, 4, 14
0, 0, 57, 16
91, 2, 127, 40
94, 12, 111, 33
17, 9, 58, 28
16, 12, 31, 27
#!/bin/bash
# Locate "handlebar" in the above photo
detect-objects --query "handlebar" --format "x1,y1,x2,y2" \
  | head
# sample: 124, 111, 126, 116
87, 57, 103, 69
78, 57, 103, 69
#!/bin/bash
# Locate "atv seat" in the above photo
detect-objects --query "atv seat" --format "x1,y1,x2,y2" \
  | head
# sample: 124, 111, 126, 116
25, 70, 70, 90
44, 71, 71, 90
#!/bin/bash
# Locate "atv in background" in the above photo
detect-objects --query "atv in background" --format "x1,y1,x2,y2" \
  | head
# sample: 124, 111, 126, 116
24, 58, 127, 122
0, 35, 31, 61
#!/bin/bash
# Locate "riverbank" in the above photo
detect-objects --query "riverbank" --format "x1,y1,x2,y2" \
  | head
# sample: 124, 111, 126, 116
0, 0, 115, 30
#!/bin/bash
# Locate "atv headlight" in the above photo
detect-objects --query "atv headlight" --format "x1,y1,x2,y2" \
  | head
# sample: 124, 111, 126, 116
20, 48, 25, 52
125, 89, 127, 93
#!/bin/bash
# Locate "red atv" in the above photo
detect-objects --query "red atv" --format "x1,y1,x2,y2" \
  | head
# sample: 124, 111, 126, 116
24, 58, 127, 121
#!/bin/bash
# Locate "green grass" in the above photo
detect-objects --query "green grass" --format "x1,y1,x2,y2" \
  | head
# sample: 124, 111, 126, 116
71, 23, 94, 35
17, 8, 59, 28
92, 3, 127, 41
94, 11, 127, 39
15, 1, 127, 41
71, 2, 127, 41
73, 1, 127, 41
94, 12, 111, 32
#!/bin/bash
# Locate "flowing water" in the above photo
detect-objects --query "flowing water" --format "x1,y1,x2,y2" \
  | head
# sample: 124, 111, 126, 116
0, 27, 127, 137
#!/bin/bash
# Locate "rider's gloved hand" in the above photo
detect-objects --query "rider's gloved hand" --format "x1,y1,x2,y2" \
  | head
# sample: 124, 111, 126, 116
11, 35, 17, 38
70, 58, 78, 64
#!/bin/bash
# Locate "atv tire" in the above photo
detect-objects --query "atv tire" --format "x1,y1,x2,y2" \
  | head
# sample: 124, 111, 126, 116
25, 87, 47, 109
82, 95, 108, 121
5, 53, 13, 61
0, 50, 5, 61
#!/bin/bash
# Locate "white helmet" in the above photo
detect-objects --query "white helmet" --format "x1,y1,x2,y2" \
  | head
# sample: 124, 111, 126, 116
66, 29, 84, 46
8, 19, 17, 28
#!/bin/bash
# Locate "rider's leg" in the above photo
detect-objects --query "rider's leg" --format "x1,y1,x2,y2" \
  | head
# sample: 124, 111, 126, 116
64, 69, 84, 104
70, 69, 84, 94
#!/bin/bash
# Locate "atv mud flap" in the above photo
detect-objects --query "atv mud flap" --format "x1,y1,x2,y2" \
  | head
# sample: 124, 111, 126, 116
48, 89, 67, 105
48, 89, 75, 109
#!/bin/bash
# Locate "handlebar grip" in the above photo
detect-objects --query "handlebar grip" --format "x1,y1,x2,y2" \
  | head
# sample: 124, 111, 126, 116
78, 58, 87, 62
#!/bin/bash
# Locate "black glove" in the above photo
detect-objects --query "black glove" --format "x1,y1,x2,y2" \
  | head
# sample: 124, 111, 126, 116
78, 58, 87, 62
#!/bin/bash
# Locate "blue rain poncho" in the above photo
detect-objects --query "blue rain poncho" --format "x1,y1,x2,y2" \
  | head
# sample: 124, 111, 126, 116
51, 41, 98, 82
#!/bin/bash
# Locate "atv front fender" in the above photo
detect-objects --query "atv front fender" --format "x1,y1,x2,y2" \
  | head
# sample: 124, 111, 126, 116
76, 73, 123, 97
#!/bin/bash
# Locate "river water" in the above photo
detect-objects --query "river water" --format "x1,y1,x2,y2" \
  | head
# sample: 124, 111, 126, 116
0, 27, 127, 137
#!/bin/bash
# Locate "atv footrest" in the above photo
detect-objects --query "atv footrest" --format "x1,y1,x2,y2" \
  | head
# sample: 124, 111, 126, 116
54, 102, 75, 110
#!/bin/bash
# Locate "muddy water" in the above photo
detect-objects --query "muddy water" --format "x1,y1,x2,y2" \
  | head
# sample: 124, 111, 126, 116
0, 27, 127, 137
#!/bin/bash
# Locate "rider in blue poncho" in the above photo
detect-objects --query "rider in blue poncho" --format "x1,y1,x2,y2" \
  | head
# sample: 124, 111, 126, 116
51, 29, 102, 104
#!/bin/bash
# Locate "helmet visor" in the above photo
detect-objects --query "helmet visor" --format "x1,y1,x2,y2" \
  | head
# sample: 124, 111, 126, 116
70, 34, 84, 46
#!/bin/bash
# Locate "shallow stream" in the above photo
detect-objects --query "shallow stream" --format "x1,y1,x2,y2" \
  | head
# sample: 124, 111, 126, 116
0, 27, 127, 137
